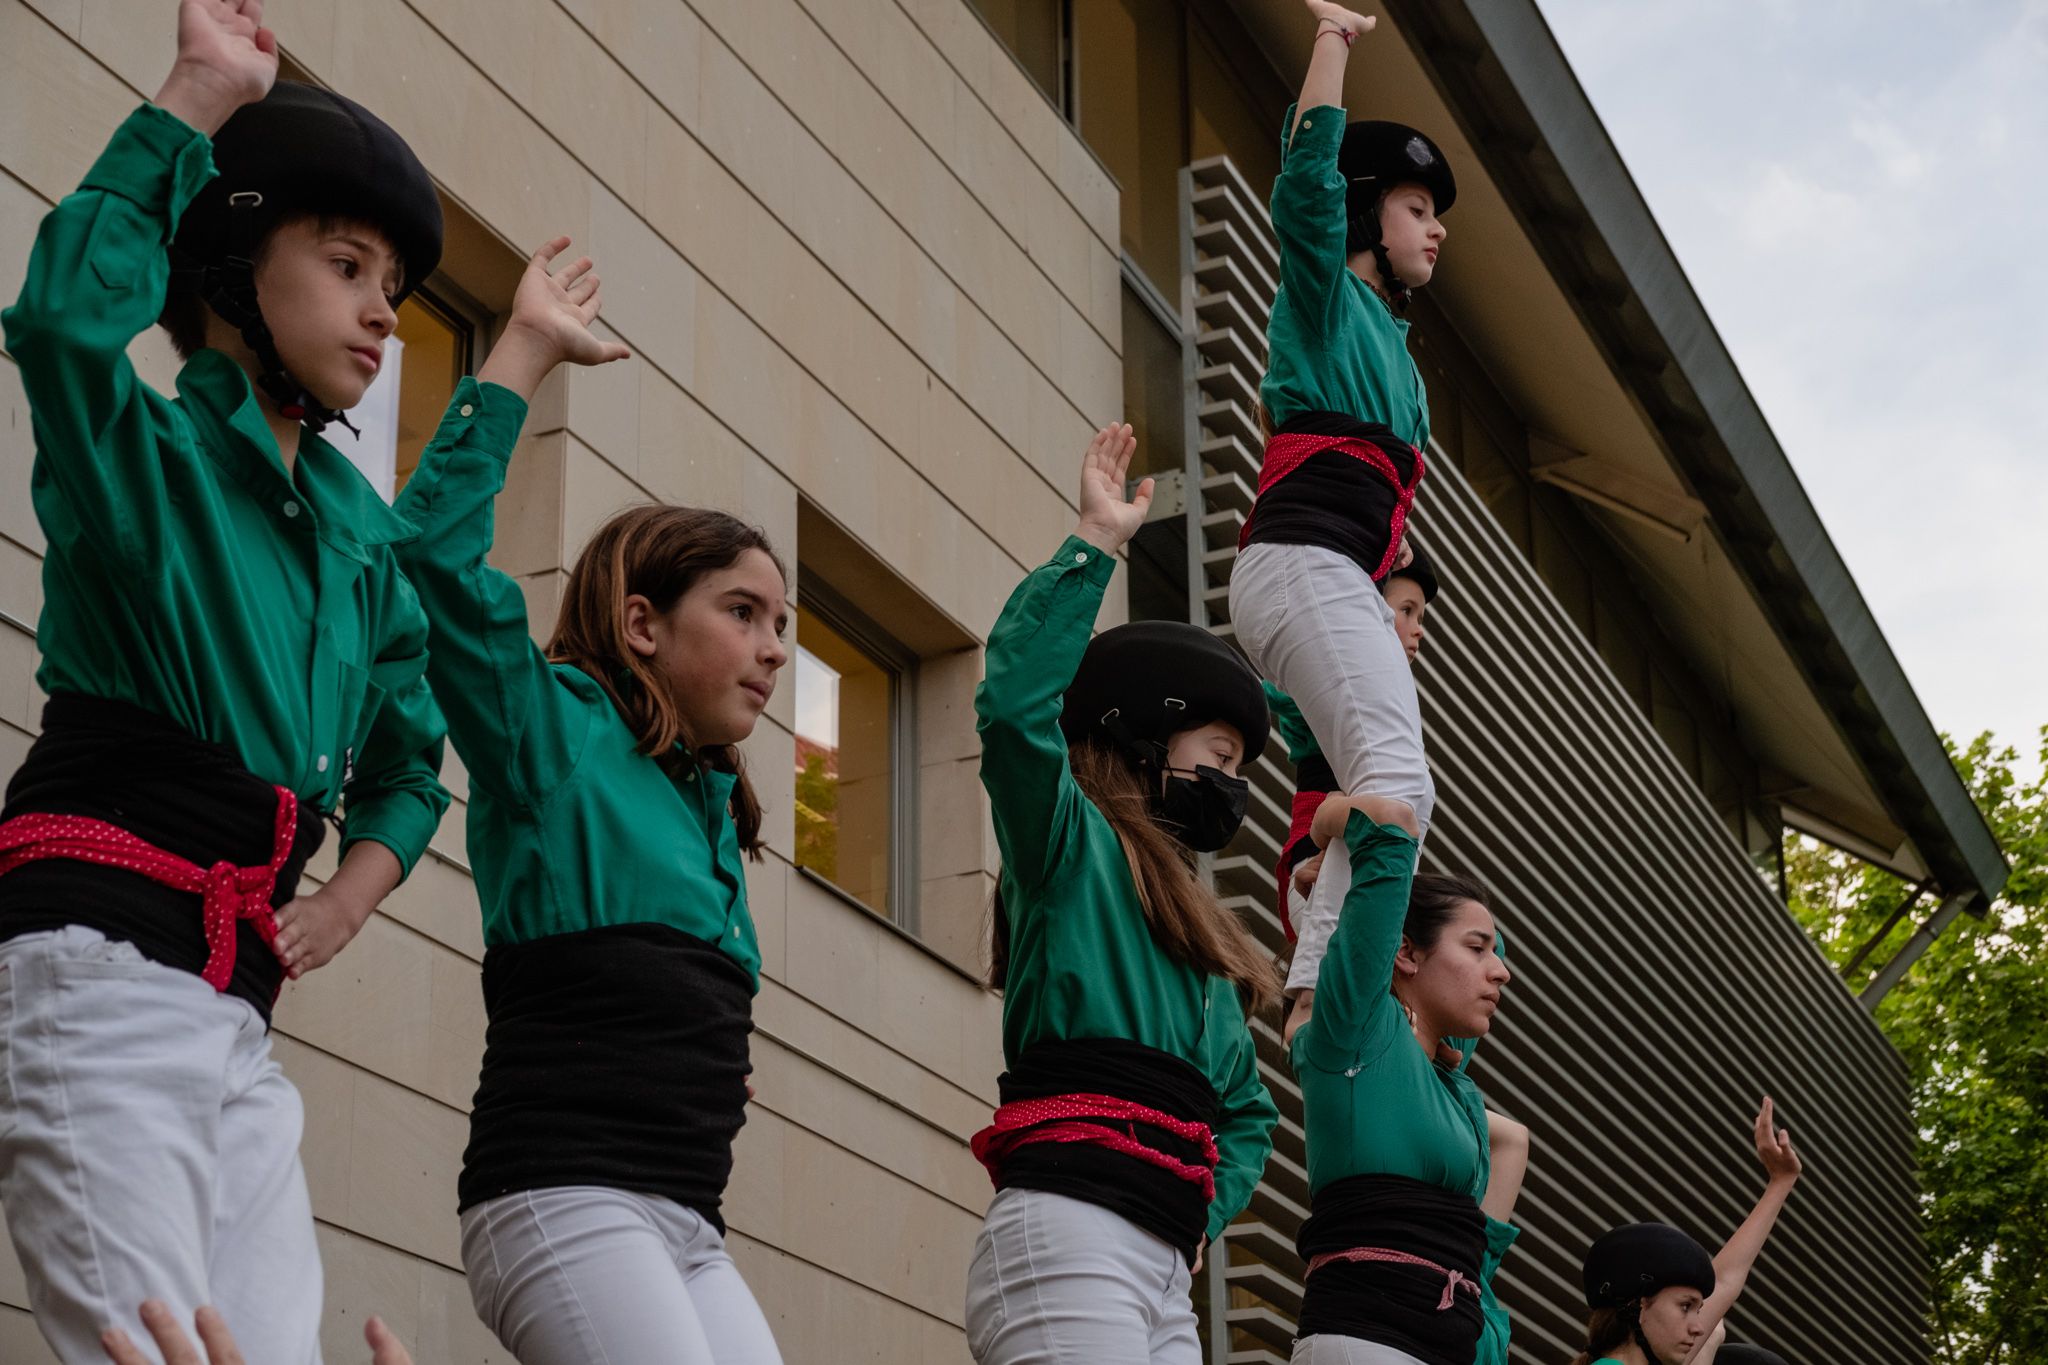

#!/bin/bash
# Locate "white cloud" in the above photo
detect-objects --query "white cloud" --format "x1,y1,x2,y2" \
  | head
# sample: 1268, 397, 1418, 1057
1536, 0, 2048, 757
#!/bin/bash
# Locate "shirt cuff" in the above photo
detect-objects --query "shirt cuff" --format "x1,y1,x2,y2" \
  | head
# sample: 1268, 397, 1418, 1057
1282, 102, 1347, 164
1048, 533, 1119, 587
341, 797, 443, 881
441, 377, 532, 464
80, 104, 218, 232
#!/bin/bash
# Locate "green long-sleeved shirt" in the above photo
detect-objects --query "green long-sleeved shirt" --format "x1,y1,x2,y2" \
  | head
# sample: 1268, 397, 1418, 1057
977, 536, 1279, 1243
390, 381, 759, 985
1, 104, 448, 871
1260, 103, 1430, 450
1294, 813, 1489, 1196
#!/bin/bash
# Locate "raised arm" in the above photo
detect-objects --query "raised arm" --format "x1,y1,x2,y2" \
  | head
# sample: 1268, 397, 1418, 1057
1299, 803, 1417, 1065
391, 240, 629, 804
1269, 3, 1377, 341
1, 1, 277, 569
975, 425, 1150, 887
1690, 1098, 1803, 1355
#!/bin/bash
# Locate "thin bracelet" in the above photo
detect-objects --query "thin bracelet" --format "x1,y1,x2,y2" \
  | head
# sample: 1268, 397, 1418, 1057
1316, 23, 1355, 47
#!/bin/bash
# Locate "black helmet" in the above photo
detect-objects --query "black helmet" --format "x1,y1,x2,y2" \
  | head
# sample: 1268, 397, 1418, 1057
1386, 544, 1441, 602
1061, 622, 1269, 767
1338, 120, 1455, 307
1717, 1347, 1790, 1365
1582, 1223, 1716, 1309
171, 81, 443, 431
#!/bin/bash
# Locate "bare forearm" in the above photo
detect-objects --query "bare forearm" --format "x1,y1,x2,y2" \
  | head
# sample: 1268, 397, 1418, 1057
1294, 30, 1354, 138
1702, 1177, 1797, 1326
328, 840, 404, 924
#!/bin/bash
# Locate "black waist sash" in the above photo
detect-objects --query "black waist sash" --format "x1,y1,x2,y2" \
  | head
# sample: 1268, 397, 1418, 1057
1243, 412, 1420, 579
1296, 1173, 1487, 1364
459, 922, 755, 1230
0, 694, 327, 1021
989, 1037, 1219, 1265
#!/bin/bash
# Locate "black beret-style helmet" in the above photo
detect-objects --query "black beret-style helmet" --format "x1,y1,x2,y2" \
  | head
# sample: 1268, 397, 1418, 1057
1338, 120, 1455, 307
1582, 1223, 1717, 1309
1060, 622, 1269, 768
1339, 119, 1457, 222
1386, 545, 1441, 603
170, 81, 443, 430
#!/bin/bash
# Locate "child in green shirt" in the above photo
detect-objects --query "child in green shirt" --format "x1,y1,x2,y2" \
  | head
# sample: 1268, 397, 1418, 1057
0, 4, 459, 1358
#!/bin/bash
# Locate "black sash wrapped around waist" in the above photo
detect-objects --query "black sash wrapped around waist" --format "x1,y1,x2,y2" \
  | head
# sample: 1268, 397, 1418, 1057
0, 694, 326, 1021
979, 1037, 1219, 1265
1296, 1173, 1486, 1365
1243, 412, 1422, 580
458, 922, 755, 1231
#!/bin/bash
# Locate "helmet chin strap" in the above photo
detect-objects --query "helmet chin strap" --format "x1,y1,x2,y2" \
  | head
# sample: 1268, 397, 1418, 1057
197, 192, 358, 438
1628, 1303, 1666, 1365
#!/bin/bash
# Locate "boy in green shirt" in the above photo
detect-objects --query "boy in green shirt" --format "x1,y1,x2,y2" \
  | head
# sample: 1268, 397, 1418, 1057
0, 3, 459, 1359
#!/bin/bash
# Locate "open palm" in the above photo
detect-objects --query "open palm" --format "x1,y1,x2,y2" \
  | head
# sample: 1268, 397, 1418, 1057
507, 237, 631, 369
1075, 422, 1151, 551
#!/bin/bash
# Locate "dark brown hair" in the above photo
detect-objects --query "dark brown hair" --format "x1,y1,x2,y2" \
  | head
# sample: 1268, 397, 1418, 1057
546, 504, 786, 858
1570, 1306, 1637, 1365
157, 212, 405, 362
1406, 872, 1494, 951
989, 738, 1281, 1013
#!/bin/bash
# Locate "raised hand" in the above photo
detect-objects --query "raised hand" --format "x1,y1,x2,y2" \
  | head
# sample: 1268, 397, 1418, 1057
478, 237, 632, 401
1305, 1, 1375, 39
1074, 422, 1151, 553
1752, 1097, 1802, 1185
156, 1, 280, 135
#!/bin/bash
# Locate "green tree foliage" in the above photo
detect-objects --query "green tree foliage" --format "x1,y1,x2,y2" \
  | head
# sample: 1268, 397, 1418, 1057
794, 750, 839, 880
1783, 729, 2047, 1364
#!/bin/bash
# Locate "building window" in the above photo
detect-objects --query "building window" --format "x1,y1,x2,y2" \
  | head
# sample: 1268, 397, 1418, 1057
793, 580, 917, 926
966, 0, 1070, 111
330, 283, 480, 500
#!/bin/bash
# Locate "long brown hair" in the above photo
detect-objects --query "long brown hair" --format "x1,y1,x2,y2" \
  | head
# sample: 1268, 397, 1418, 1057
989, 738, 1280, 1013
1570, 1306, 1637, 1365
546, 504, 785, 858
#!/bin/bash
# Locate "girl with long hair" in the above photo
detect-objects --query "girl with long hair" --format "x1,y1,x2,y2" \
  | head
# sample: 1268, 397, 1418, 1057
1287, 796, 1514, 1365
392, 239, 786, 1363
965, 424, 1280, 1364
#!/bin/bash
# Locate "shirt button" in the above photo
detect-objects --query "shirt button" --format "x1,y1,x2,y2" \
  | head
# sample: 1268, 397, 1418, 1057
459, 404, 475, 417
282, 500, 301, 518
316, 754, 329, 773
1303, 118, 1312, 128
1073, 551, 1088, 564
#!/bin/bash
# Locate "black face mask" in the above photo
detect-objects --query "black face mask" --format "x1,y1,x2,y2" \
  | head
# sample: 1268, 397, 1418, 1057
1155, 765, 1250, 853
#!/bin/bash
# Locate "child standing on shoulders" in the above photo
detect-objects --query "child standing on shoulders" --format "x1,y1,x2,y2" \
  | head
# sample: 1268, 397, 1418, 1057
392, 239, 788, 1365
1228, 0, 1459, 1008
0, 3, 455, 1359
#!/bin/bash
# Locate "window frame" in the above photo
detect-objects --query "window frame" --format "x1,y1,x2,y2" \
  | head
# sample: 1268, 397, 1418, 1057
792, 572, 922, 933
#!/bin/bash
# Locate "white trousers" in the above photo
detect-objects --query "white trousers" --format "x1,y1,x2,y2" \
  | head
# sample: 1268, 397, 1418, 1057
964, 1187, 1200, 1365
0, 927, 323, 1365
1231, 541, 1434, 996
1292, 1335, 1432, 1363
461, 1185, 783, 1365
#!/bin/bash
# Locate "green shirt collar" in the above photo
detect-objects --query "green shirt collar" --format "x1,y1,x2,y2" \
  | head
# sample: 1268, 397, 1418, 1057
175, 348, 418, 559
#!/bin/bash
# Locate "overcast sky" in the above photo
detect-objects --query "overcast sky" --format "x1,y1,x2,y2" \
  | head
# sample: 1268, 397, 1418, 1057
1532, 0, 2048, 761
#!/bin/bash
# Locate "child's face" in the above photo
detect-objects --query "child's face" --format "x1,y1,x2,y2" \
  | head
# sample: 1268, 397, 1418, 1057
1382, 577, 1428, 662
1636, 1286, 1708, 1363
631, 548, 791, 748
251, 216, 402, 412
1377, 184, 1446, 288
